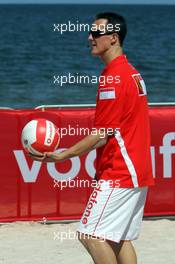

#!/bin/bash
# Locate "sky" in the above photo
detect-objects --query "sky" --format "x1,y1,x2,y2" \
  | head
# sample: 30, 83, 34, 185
0, 0, 174, 4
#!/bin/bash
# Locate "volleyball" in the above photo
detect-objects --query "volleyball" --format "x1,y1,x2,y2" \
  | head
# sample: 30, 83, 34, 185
21, 119, 60, 155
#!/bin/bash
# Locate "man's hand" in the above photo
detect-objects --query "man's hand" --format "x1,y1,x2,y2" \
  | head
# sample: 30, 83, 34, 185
29, 152, 62, 163
29, 130, 108, 163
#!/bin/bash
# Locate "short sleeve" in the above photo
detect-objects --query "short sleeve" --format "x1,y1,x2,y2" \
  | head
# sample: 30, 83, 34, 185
94, 83, 124, 129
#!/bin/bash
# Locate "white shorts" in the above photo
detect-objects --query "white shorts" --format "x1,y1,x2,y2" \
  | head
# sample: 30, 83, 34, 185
77, 180, 147, 243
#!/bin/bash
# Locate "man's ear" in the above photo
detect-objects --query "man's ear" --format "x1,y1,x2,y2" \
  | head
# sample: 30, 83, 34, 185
111, 33, 120, 46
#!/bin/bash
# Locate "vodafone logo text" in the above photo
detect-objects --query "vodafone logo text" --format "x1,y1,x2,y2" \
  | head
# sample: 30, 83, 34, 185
13, 132, 175, 183
82, 182, 103, 225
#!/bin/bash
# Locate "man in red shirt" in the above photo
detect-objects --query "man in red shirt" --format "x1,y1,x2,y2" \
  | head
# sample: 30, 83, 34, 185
31, 12, 154, 264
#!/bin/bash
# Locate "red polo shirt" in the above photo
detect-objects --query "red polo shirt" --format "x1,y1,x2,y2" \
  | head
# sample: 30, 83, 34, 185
94, 54, 154, 188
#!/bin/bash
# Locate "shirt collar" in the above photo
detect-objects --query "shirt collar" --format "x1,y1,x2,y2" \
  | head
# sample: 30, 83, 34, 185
103, 54, 127, 72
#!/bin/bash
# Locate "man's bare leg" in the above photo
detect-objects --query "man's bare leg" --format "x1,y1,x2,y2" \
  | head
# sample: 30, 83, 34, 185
108, 240, 137, 264
78, 234, 117, 264
117, 241, 137, 264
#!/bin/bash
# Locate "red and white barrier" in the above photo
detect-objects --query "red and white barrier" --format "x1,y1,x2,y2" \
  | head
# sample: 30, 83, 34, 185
0, 106, 174, 222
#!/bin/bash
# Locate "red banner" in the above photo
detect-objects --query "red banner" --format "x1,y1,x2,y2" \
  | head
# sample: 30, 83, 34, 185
0, 106, 174, 222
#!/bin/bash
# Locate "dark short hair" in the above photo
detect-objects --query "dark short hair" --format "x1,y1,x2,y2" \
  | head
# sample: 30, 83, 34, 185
95, 12, 127, 46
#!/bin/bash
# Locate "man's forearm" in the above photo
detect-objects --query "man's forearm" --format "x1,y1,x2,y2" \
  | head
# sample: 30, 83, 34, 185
30, 130, 108, 163
55, 133, 107, 161
91, 137, 107, 149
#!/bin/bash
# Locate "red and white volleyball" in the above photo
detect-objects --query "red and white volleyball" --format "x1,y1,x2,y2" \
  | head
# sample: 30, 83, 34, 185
21, 119, 60, 155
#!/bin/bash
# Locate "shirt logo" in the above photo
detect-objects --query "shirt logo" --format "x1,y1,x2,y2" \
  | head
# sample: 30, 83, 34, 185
99, 87, 116, 100
132, 74, 147, 96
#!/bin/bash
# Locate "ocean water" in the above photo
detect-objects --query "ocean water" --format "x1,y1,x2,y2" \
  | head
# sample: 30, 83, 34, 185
0, 4, 174, 109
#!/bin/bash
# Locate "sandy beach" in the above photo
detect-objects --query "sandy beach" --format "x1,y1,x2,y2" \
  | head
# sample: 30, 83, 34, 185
0, 218, 175, 264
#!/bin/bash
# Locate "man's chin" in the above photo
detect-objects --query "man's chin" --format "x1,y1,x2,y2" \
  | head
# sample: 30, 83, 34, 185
91, 49, 101, 56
